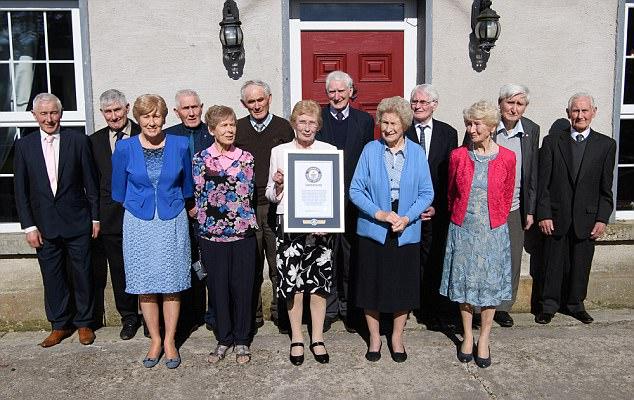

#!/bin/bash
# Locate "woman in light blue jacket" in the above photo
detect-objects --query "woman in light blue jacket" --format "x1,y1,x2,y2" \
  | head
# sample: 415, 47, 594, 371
349, 96, 433, 363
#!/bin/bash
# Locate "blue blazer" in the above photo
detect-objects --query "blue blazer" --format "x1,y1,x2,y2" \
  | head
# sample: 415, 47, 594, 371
349, 138, 434, 246
111, 134, 193, 221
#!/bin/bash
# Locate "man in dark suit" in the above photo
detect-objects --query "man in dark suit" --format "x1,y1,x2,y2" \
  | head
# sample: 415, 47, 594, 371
13, 93, 100, 347
404, 84, 458, 330
164, 89, 213, 336
90, 89, 141, 339
316, 70, 374, 332
535, 92, 616, 325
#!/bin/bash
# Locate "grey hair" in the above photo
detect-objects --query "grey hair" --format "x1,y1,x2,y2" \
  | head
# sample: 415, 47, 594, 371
240, 80, 271, 101
33, 93, 62, 112
376, 96, 414, 131
325, 70, 353, 90
498, 84, 530, 104
410, 84, 439, 102
99, 89, 128, 109
175, 89, 201, 108
568, 92, 596, 110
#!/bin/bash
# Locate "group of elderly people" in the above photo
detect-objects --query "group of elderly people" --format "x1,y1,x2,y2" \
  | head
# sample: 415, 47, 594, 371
18, 70, 613, 371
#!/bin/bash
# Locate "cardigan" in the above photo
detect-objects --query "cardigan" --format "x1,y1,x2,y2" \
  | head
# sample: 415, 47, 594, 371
349, 138, 434, 246
447, 145, 515, 228
111, 134, 193, 221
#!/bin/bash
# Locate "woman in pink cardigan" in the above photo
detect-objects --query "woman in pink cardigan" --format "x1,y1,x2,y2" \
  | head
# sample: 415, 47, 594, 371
440, 100, 515, 368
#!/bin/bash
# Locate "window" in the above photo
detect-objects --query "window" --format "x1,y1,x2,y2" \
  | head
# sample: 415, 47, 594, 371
618, 3, 634, 216
0, 4, 85, 229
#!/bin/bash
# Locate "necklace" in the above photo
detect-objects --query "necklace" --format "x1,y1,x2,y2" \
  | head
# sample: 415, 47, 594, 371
471, 142, 495, 162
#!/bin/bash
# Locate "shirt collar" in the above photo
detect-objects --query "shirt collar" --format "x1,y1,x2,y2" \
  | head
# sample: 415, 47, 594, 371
249, 113, 273, 130
330, 105, 350, 120
109, 120, 131, 138
209, 143, 239, 159
497, 119, 524, 138
570, 127, 591, 140
40, 129, 60, 140
415, 118, 433, 131
383, 139, 407, 157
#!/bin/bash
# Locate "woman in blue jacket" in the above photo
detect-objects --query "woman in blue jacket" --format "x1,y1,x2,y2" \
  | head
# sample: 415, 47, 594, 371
112, 94, 192, 369
350, 96, 434, 363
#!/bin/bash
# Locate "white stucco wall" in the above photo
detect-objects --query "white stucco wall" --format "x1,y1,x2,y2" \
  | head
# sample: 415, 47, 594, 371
430, 0, 619, 140
87, 0, 286, 131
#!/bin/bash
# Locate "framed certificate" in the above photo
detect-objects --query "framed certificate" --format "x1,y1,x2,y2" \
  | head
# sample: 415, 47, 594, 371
283, 149, 345, 233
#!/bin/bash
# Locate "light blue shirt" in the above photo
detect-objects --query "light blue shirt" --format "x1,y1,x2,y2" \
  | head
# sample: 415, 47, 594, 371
496, 120, 523, 211
383, 144, 406, 202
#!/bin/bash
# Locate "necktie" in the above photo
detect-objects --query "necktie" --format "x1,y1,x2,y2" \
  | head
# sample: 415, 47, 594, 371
336, 111, 344, 121
418, 125, 428, 154
44, 135, 57, 195
115, 131, 124, 141
576, 134, 584, 142
255, 123, 264, 132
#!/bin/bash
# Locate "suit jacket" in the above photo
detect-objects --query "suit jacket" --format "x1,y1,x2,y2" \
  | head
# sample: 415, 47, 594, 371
536, 129, 616, 238
463, 116, 540, 225
163, 122, 213, 156
405, 118, 458, 216
89, 121, 140, 235
13, 128, 99, 239
111, 134, 193, 221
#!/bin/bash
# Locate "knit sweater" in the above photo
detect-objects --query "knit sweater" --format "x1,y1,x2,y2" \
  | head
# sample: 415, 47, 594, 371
235, 114, 294, 205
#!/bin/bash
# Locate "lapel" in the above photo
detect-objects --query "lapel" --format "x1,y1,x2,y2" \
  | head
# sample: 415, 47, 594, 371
519, 122, 531, 182
405, 124, 419, 145
428, 120, 445, 164
158, 134, 173, 187
31, 133, 55, 199
576, 130, 597, 183
131, 135, 154, 187
56, 130, 72, 195
556, 130, 575, 184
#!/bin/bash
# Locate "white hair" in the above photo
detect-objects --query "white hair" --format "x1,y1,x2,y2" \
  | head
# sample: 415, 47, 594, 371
240, 80, 271, 102
33, 93, 62, 112
567, 92, 596, 109
410, 84, 439, 102
325, 70, 353, 90
175, 89, 201, 108
498, 84, 530, 104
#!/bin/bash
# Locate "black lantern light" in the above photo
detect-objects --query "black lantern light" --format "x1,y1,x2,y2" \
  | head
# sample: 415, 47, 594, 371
219, 0, 245, 79
474, 0, 500, 52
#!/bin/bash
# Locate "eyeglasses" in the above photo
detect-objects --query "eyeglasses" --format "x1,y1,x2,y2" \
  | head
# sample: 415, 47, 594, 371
410, 99, 437, 107
296, 120, 318, 128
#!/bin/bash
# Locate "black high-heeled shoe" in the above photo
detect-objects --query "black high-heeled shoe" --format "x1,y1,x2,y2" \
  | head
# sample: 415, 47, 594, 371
289, 342, 304, 366
365, 342, 382, 362
457, 341, 474, 363
390, 346, 407, 363
474, 344, 491, 368
309, 341, 329, 364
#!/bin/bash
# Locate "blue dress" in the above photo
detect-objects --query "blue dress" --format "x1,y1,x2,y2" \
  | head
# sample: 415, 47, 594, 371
122, 148, 191, 294
440, 151, 512, 307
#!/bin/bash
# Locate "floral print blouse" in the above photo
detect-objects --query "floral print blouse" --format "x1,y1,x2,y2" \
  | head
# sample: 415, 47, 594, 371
192, 145, 258, 242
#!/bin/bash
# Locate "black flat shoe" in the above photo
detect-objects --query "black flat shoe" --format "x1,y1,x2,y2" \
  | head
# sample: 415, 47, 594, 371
309, 341, 329, 364
365, 342, 382, 362
391, 347, 407, 363
494, 311, 514, 328
571, 310, 594, 324
289, 342, 304, 366
474, 345, 491, 368
535, 312, 554, 324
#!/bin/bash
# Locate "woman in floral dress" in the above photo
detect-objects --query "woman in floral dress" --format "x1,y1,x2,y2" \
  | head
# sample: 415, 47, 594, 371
192, 105, 258, 365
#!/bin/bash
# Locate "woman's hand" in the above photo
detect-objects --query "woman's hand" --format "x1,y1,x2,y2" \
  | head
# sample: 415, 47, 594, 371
273, 168, 284, 195
391, 216, 410, 233
188, 206, 198, 218
375, 210, 400, 225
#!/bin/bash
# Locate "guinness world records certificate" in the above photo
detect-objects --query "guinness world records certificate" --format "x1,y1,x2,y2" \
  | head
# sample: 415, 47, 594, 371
283, 150, 344, 233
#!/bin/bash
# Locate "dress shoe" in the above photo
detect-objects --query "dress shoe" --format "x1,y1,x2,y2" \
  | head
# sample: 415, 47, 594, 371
205, 322, 214, 331
323, 316, 336, 333
571, 310, 594, 324
120, 319, 140, 340
278, 325, 290, 335
165, 352, 181, 369
390, 346, 407, 363
39, 329, 73, 348
309, 341, 329, 364
535, 312, 554, 324
143, 355, 161, 368
457, 342, 473, 363
474, 345, 491, 368
77, 327, 95, 345
494, 311, 514, 327
365, 342, 382, 362
289, 342, 305, 366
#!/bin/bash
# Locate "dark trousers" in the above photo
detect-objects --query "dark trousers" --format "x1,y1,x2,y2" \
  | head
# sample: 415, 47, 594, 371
177, 225, 207, 337
37, 233, 94, 330
93, 234, 139, 324
540, 227, 595, 314
326, 232, 356, 320
498, 209, 524, 312
201, 236, 256, 346
253, 203, 279, 322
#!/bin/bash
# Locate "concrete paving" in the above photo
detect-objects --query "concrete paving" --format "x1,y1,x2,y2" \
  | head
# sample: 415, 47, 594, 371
1, 309, 633, 399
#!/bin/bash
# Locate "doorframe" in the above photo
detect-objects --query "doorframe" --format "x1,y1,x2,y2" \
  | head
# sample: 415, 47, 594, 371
288, 1, 419, 109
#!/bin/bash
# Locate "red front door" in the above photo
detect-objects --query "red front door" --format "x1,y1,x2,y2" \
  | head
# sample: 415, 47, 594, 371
301, 30, 405, 138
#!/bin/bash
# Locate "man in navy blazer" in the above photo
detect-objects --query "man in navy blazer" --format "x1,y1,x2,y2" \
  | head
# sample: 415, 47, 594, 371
536, 93, 616, 325
13, 93, 100, 347
404, 84, 458, 330
90, 89, 141, 340
316, 70, 374, 332
163, 89, 213, 336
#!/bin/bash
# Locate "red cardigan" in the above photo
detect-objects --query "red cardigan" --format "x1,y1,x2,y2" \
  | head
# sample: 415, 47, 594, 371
447, 145, 516, 228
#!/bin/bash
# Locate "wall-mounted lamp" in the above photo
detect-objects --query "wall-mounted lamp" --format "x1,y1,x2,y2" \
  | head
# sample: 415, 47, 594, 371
219, 0, 245, 80
469, 0, 501, 72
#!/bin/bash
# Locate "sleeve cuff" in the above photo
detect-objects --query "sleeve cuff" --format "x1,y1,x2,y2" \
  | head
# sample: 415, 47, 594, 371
24, 226, 37, 233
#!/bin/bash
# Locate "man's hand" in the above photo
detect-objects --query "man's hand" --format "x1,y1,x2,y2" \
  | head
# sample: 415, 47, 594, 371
590, 222, 607, 240
26, 230, 43, 248
421, 206, 435, 221
524, 214, 534, 230
92, 222, 100, 239
538, 219, 554, 235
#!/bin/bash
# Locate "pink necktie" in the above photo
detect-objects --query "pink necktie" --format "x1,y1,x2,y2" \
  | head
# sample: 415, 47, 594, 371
44, 135, 57, 195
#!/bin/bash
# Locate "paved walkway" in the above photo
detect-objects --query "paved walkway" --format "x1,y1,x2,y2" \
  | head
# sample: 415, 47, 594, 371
1, 309, 633, 399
